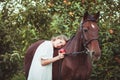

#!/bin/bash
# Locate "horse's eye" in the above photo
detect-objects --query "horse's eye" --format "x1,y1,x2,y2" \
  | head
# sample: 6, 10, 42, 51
83, 29, 88, 32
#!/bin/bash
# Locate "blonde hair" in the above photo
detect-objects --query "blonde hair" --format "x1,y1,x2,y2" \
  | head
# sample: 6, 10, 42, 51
51, 35, 69, 42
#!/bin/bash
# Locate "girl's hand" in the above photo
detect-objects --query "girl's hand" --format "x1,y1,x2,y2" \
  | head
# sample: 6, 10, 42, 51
58, 53, 64, 59
58, 49, 66, 59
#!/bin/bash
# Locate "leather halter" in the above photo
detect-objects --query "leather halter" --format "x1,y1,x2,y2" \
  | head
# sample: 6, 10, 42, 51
80, 19, 98, 54
65, 19, 99, 56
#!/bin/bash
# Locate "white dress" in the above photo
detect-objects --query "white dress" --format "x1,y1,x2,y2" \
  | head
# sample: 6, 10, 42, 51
27, 41, 53, 80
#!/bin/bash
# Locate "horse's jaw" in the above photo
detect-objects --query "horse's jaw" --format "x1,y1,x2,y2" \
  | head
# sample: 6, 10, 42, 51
87, 49, 101, 61
92, 55, 101, 61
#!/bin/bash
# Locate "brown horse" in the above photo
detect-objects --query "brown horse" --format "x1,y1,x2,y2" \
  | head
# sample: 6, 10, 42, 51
24, 12, 101, 80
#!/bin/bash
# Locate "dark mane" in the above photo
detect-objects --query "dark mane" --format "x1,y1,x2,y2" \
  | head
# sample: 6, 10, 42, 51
64, 28, 82, 53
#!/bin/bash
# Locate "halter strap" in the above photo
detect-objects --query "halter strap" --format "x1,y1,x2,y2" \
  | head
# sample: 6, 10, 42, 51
65, 19, 99, 56
84, 38, 98, 47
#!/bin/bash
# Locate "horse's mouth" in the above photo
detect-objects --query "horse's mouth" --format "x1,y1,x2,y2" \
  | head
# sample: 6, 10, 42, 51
87, 49, 101, 61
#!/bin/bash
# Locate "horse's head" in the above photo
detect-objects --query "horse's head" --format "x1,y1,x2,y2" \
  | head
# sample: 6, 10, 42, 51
81, 12, 101, 61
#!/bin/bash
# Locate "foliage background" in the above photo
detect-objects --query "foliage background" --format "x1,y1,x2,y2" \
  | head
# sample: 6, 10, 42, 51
0, 0, 120, 80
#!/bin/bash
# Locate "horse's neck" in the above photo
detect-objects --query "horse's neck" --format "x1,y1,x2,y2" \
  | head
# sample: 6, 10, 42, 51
65, 31, 83, 53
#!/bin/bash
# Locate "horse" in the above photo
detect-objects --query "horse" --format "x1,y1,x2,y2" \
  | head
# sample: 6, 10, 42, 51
24, 11, 101, 80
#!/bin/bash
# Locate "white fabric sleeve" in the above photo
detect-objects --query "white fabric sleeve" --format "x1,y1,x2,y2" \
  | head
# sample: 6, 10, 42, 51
38, 41, 53, 59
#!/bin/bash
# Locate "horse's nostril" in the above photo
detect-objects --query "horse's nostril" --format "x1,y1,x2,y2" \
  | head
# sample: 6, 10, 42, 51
92, 52, 95, 55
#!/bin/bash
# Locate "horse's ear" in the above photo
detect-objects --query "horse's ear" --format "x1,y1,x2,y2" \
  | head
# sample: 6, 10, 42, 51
83, 11, 89, 21
94, 12, 100, 22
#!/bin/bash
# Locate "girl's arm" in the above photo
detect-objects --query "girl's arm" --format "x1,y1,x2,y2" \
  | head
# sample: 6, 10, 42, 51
41, 53, 64, 66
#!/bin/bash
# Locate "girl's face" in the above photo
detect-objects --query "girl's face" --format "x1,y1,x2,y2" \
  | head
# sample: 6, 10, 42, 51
52, 39, 66, 48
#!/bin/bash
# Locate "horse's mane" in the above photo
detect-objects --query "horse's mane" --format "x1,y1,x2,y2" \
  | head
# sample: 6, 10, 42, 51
64, 28, 83, 53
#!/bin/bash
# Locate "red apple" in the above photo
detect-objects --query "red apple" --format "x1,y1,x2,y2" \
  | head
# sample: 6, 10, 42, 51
59, 49, 66, 53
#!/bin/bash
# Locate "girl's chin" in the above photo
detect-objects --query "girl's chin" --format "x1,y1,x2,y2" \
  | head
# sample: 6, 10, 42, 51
55, 46, 61, 49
